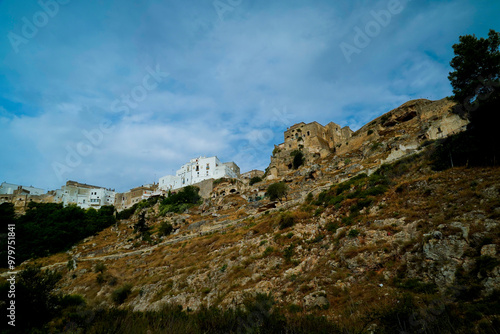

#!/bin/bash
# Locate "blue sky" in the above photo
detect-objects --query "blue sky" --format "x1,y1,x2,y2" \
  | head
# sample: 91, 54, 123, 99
0, 0, 499, 192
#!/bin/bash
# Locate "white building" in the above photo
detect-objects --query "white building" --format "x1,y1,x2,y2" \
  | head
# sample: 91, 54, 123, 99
61, 181, 115, 210
159, 156, 240, 191
0, 182, 45, 195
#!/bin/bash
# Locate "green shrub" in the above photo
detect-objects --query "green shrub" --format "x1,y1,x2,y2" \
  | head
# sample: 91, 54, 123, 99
287, 304, 302, 313
283, 244, 295, 263
112, 284, 133, 305
310, 234, 325, 243
117, 203, 139, 220
159, 186, 202, 215
396, 278, 438, 294
349, 198, 374, 214
249, 176, 263, 186
158, 221, 174, 236
94, 261, 106, 273
326, 222, 339, 232
348, 229, 360, 238
305, 192, 314, 204
342, 216, 354, 225
278, 212, 295, 230
263, 247, 275, 257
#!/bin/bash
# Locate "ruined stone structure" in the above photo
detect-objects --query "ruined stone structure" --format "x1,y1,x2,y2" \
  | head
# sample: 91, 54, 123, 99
266, 98, 468, 179
268, 121, 353, 179
114, 184, 157, 211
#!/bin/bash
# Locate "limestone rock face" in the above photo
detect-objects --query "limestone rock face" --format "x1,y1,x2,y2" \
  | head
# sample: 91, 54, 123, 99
303, 291, 329, 310
481, 244, 497, 257
423, 238, 468, 261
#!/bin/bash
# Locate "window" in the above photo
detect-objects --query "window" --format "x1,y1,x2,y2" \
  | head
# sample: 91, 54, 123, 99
307, 131, 310, 136
196, 165, 199, 171
206, 163, 210, 170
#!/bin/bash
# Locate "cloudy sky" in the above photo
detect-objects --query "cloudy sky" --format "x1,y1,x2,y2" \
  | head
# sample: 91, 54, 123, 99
0, 0, 498, 192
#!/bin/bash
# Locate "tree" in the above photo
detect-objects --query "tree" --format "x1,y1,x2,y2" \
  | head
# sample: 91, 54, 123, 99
266, 182, 288, 203
158, 221, 174, 236
134, 212, 149, 233
444, 29, 500, 166
0, 264, 62, 331
448, 29, 500, 116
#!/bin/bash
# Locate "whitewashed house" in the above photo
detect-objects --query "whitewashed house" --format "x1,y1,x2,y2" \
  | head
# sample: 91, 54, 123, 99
61, 181, 115, 210
159, 156, 240, 191
0, 182, 45, 195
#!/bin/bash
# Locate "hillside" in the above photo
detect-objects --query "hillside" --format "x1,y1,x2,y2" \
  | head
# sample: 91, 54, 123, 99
2, 99, 499, 333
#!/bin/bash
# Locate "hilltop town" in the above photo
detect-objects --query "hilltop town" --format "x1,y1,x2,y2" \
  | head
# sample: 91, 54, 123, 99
1, 97, 466, 215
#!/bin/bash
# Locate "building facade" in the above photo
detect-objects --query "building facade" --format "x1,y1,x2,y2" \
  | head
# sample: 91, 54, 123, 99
159, 156, 240, 191
60, 181, 115, 210
0, 182, 45, 196
114, 185, 157, 211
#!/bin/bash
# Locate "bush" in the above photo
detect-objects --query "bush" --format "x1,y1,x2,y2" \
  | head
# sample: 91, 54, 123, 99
326, 222, 339, 232
348, 229, 359, 238
249, 176, 263, 186
278, 212, 295, 230
266, 182, 288, 203
159, 186, 202, 215
283, 244, 295, 263
94, 261, 106, 273
263, 247, 275, 257
116, 203, 139, 220
396, 278, 438, 294
112, 284, 133, 305
158, 221, 174, 236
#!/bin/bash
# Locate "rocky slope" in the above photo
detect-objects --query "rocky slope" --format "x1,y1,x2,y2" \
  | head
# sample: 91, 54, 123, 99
8, 99, 499, 332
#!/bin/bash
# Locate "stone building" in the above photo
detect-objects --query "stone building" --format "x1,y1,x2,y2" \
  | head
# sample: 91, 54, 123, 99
114, 184, 157, 211
282, 121, 353, 155
268, 121, 353, 178
241, 170, 265, 181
